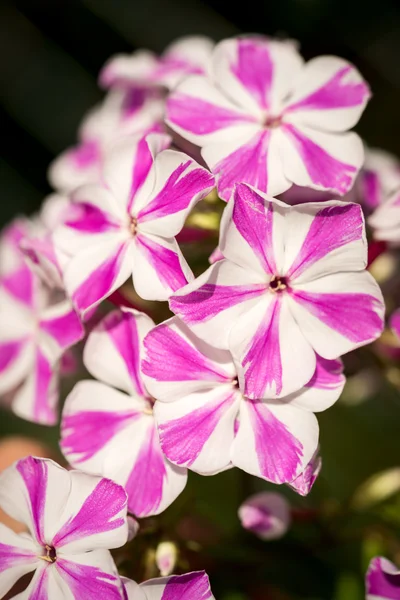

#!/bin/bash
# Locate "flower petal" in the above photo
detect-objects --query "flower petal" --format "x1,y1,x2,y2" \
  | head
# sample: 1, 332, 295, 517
133, 234, 193, 301
238, 491, 291, 540
366, 556, 400, 600
136, 150, 214, 237
83, 308, 154, 396
64, 238, 134, 314
285, 56, 371, 132
0, 524, 38, 598
142, 316, 235, 403
289, 271, 385, 358
169, 259, 266, 349
39, 300, 84, 361
0, 336, 32, 396
287, 448, 321, 496
154, 386, 241, 474
229, 294, 316, 399
288, 356, 345, 412
139, 571, 215, 600
231, 398, 319, 483
280, 123, 364, 196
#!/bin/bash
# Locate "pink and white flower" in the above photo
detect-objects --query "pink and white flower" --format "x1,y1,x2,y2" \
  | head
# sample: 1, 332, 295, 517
100, 36, 214, 91
238, 492, 291, 540
368, 188, 400, 245
123, 571, 215, 600
61, 308, 187, 518
48, 89, 164, 194
166, 35, 370, 201
0, 456, 128, 600
170, 184, 384, 399
142, 316, 344, 484
0, 220, 84, 424
352, 147, 400, 213
287, 448, 322, 496
53, 133, 214, 313
366, 557, 400, 599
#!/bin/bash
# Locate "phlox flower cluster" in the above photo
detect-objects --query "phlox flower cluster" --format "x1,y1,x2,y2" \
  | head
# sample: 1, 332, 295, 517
1, 31, 398, 598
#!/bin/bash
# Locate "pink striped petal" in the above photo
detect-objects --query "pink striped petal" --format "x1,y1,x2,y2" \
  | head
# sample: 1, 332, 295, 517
284, 201, 366, 283
64, 238, 133, 314
11, 347, 59, 425
229, 295, 316, 399
287, 449, 321, 496
231, 399, 319, 483
390, 309, 400, 340
366, 557, 400, 600
154, 387, 241, 474
48, 140, 101, 193
0, 524, 38, 598
1, 264, 35, 308
133, 234, 192, 301
136, 150, 214, 237
0, 337, 32, 396
138, 571, 215, 600
289, 270, 385, 358
99, 50, 158, 89
285, 56, 371, 132
238, 491, 291, 540
289, 356, 345, 412
20, 234, 63, 290
280, 124, 363, 196
83, 309, 154, 397
220, 183, 285, 276
142, 316, 235, 402
368, 188, 400, 244
39, 300, 84, 360
169, 260, 266, 349
166, 75, 256, 146
54, 552, 123, 600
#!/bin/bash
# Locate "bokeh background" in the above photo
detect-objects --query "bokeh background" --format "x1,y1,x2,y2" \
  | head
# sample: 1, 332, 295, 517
1, 1, 400, 599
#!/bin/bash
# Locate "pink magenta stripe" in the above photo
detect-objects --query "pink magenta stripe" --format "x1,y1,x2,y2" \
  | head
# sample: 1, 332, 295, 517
231, 39, 273, 110
65, 203, 119, 234
128, 136, 154, 212
242, 297, 283, 397
104, 310, 147, 397
169, 281, 265, 325
61, 410, 138, 463
362, 170, 381, 210
135, 235, 188, 292
142, 323, 231, 383
27, 566, 49, 600
161, 572, 212, 600
17, 457, 47, 544
215, 130, 270, 201
366, 558, 400, 599
56, 559, 121, 600
233, 183, 276, 274
390, 309, 400, 339
0, 542, 36, 568
159, 391, 236, 467
40, 308, 84, 351
305, 356, 344, 390
52, 478, 126, 548
167, 93, 255, 135
33, 349, 57, 426
121, 87, 148, 117
2, 265, 35, 307
286, 203, 363, 279
291, 289, 383, 343
70, 140, 100, 168
287, 66, 369, 112
124, 423, 166, 517
72, 242, 129, 312
0, 339, 26, 373
137, 162, 214, 223
247, 400, 303, 483
282, 124, 357, 194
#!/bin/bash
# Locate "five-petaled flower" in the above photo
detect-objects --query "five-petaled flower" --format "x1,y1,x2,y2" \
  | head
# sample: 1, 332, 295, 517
170, 183, 385, 399
166, 35, 370, 201
53, 133, 215, 314
61, 308, 187, 518
142, 316, 344, 484
0, 456, 129, 600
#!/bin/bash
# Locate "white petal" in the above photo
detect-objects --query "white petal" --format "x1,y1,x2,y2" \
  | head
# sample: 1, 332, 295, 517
0, 524, 39, 598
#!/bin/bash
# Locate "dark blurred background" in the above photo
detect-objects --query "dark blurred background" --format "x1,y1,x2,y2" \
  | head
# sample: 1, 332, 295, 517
1, 0, 400, 227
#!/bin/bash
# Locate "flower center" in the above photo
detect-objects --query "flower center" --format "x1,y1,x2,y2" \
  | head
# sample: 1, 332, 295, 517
39, 545, 57, 563
129, 216, 138, 235
263, 115, 282, 129
269, 275, 288, 293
